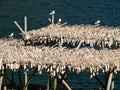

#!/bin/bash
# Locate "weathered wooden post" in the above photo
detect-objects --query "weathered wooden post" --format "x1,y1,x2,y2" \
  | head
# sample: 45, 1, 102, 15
14, 16, 31, 45
106, 72, 113, 90
101, 40, 105, 49
49, 10, 55, 25
47, 73, 51, 90
54, 75, 58, 90
24, 16, 27, 32
18, 69, 22, 86
0, 70, 4, 90
3, 66, 7, 90
111, 73, 114, 90
11, 70, 15, 87
51, 12, 55, 25
23, 70, 28, 90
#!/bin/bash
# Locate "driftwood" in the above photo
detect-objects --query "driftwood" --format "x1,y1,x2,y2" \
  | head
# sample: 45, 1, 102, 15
0, 39, 120, 78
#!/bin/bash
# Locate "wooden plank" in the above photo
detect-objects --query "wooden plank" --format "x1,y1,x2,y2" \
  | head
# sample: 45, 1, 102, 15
14, 21, 25, 34
58, 75, 72, 90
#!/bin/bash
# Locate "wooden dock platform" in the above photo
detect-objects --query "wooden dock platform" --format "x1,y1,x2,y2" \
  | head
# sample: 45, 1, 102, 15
0, 39, 120, 74
0, 38, 120, 90
0, 15, 119, 90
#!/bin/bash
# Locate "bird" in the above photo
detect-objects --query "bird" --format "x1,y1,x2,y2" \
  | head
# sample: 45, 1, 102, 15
9, 33, 14, 38
95, 20, 100, 25
58, 18, 62, 23
49, 10, 55, 15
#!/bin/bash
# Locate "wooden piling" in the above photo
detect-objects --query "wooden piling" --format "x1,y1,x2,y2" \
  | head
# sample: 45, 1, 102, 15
24, 16, 27, 32
106, 72, 113, 90
47, 73, 51, 90
11, 70, 15, 87
52, 14, 54, 25
0, 76, 3, 90
18, 70, 23, 86
3, 69, 7, 90
23, 71, 28, 90
0, 71, 3, 90
111, 74, 114, 90
101, 40, 105, 49
54, 76, 58, 90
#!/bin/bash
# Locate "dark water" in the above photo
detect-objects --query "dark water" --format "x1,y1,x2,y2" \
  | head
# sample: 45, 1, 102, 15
1, 0, 120, 89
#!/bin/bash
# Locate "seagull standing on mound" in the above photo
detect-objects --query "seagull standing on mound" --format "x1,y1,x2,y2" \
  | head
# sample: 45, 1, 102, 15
58, 18, 62, 23
9, 33, 14, 38
95, 20, 100, 25
49, 10, 55, 15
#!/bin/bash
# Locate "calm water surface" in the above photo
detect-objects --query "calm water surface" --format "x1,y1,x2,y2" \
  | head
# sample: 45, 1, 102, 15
0, 0, 120, 89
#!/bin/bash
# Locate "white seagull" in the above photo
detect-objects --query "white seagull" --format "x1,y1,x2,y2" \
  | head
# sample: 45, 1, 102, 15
9, 33, 14, 38
58, 18, 62, 23
49, 10, 55, 15
95, 20, 100, 25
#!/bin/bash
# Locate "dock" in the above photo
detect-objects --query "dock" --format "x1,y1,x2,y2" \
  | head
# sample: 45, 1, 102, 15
0, 14, 120, 90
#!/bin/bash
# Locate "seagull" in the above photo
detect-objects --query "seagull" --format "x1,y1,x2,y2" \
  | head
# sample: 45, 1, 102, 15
58, 18, 62, 23
49, 10, 55, 15
9, 33, 14, 38
95, 20, 100, 25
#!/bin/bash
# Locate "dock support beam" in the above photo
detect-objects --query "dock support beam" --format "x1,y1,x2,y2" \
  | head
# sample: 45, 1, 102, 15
14, 21, 25, 34
47, 73, 51, 90
23, 71, 28, 90
23, 68, 37, 90
106, 72, 114, 90
58, 75, 72, 90
24, 16, 27, 32
111, 74, 114, 90
3, 70, 7, 90
0, 71, 3, 90
18, 69, 23, 86
94, 75, 105, 89
52, 14, 54, 25
54, 76, 58, 90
